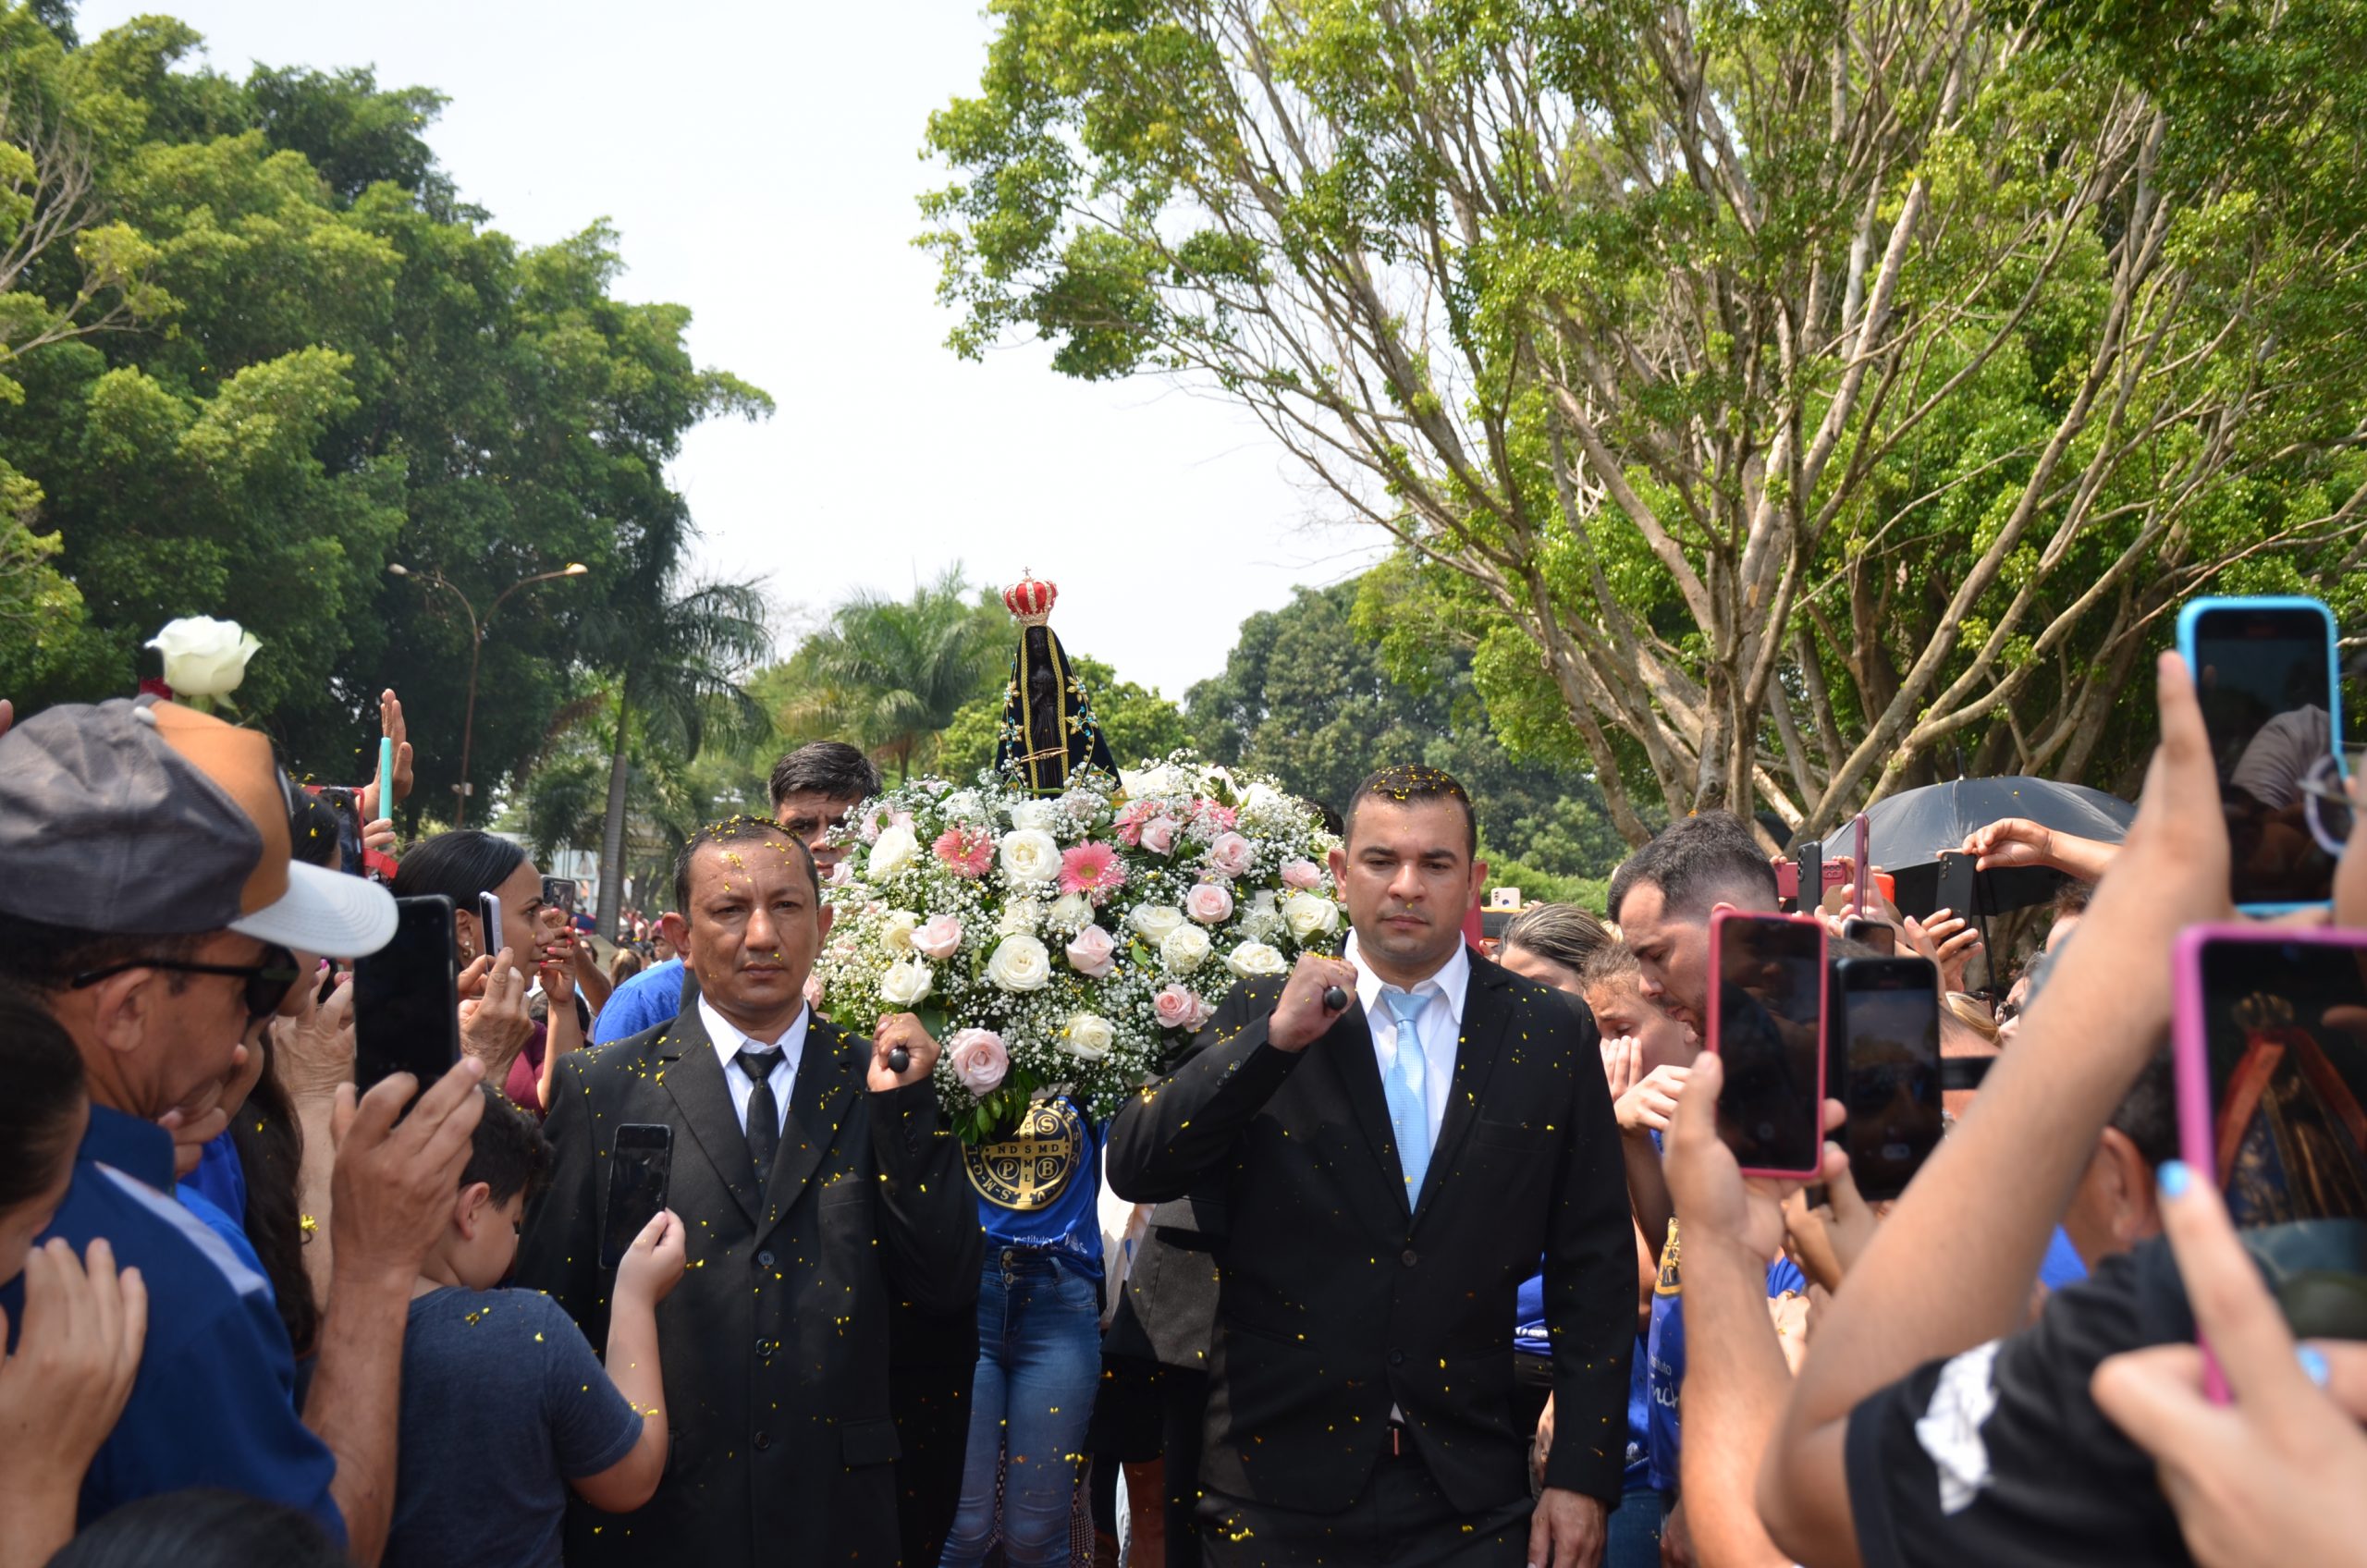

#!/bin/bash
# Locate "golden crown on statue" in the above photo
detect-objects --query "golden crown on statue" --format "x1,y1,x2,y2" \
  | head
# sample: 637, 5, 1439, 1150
1002, 571, 1057, 627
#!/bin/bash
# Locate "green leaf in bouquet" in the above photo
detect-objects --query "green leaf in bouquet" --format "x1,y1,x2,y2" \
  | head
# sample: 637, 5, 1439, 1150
918, 1004, 950, 1038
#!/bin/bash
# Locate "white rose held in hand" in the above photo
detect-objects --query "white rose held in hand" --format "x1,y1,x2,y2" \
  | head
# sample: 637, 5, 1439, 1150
147, 617, 261, 701
1161, 925, 1214, 974
869, 823, 920, 880
1065, 924, 1118, 978
1185, 882, 1235, 925
987, 933, 1052, 991
999, 828, 1061, 885
948, 1029, 1010, 1093
1226, 941, 1288, 978
1130, 903, 1186, 947
912, 914, 963, 962
1063, 1011, 1116, 1060
878, 959, 934, 1008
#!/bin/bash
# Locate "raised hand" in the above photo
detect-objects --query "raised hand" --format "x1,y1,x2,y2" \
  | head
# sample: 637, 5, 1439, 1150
1903, 908, 1983, 994
871, 1012, 942, 1091
358, 689, 413, 820
1269, 952, 1361, 1053
327, 1057, 487, 1288
456, 949, 533, 1077
614, 1210, 687, 1307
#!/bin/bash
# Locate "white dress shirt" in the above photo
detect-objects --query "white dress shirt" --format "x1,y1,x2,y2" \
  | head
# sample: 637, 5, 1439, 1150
699, 995, 806, 1137
1343, 931, 1471, 1148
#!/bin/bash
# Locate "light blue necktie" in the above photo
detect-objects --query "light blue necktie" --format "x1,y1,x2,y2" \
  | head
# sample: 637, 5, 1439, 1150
1380, 987, 1434, 1203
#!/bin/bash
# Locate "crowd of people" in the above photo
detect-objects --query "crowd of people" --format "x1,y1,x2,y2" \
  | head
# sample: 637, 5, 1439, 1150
0, 644, 2361, 1568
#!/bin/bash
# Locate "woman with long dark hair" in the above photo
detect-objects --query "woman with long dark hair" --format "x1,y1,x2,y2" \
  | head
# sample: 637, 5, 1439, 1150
392, 830, 583, 1114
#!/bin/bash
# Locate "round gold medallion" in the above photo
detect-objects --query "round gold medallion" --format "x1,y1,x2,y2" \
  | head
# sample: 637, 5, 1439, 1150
964, 1098, 1085, 1211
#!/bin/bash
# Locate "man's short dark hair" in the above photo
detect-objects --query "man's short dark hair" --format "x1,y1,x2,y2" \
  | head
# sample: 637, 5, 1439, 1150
462, 1085, 554, 1207
1344, 766, 1478, 858
672, 817, 819, 914
1608, 812, 1780, 924
2107, 1050, 2178, 1169
0, 911, 206, 994
767, 741, 880, 812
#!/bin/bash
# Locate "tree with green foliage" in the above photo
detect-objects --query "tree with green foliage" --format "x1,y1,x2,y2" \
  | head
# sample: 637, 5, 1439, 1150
0, 7, 769, 819
1187, 578, 1629, 884
924, 0, 2367, 844
775, 570, 1009, 784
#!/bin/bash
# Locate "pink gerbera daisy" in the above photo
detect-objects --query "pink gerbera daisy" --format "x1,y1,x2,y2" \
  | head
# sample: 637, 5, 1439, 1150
1059, 841, 1128, 903
933, 825, 996, 879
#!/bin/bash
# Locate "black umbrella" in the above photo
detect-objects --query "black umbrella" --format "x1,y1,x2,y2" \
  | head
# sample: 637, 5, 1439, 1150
1815, 777, 2136, 920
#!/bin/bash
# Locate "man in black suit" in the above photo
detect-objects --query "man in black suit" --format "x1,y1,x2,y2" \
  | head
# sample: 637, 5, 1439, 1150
1107, 766, 1632, 1567
517, 816, 984, 1564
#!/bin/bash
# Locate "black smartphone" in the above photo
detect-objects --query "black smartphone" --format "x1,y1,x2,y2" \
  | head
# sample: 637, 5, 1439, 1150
315, 786, 367, 876
1933, 850, 1979, 922
352, 896, 461, 1095
1842, 918, 1897, 956
600, 1123, 674, 1270
477, 889, 504, 961
2179, 599, 2344, 913
1793, 842, 1822, 916
543, 876, 579, 916
1709, 912, 1829, 1177
1831, 955, 1944, 1202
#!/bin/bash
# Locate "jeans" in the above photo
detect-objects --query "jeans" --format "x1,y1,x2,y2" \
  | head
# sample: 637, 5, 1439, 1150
1602, 1482, 1663, 1568
940, 1249, 1103, 1568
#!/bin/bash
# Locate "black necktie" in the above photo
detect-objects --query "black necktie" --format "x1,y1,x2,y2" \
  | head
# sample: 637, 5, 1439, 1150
735, 1047, 779, 1186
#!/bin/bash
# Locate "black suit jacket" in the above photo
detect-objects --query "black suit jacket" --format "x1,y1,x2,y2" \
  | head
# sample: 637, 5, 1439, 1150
515, 1005, 984, 1565
1104, 949, 1632, 1512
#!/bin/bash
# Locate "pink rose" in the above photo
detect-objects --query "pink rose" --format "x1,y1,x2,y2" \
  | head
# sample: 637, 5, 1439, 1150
1281, 859, 1326, 891
947, 1028, 1010, 1094
933, 825, 996, 879
1188, 992, 1215, 1029
1205, 831, 1255, 878
1140, 816, 1182, 856
912, 913, 963, 962
828, 858, 855, 888
803, 975, 825, 1011
1185, 882, 1234, 925
1153, 984, 1203, 1030
1066, 924, 1118, 978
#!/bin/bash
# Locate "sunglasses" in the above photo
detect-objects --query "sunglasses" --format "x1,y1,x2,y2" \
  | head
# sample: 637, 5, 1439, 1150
71, 945, 303, 1022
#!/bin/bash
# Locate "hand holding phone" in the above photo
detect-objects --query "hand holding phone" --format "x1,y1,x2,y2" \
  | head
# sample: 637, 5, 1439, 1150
1708, 912, 1829, 1178
602, 1125, 675, 1270
1830, 955, 1944, 1202
352, 897, 461, 1096
477, 891, 504, 963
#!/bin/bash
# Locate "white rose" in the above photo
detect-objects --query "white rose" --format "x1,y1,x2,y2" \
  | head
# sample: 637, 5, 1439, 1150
1011, 799, 1059, 833
868, 823, 919, 880
1161, 925, 1213, 974
1000, 827, 1062, 885
1238, 890, 1282, 942
147, 616, 261, 700
986, 933, 1053, 992
1225, 941, 1289, 978
881, 910, 921, 953
1047, 891, 1096, 933
1063, 1011, 1115, 1061
878, 958, 934, 1008
1282, 891, 1342, 942
1242, 781, 1284, 811
1130, 903, 1187, 947
996, 899, 1045, 937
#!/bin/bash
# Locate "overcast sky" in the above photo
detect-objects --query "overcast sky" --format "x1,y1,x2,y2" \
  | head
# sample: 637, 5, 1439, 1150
71, 0, 1385, 696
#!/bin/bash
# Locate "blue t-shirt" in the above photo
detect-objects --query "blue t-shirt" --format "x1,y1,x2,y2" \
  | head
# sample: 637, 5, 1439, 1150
176, 1185, 274, 1306
384, 1287, 644, 1568
1645, 1219, 1808, 1494
183, 1132, 247, 1220
968, 1098, 1104, 1280
1, 1106, 340, 1541
1515, 1274, 1650, 1489
592, 959, 687, 1045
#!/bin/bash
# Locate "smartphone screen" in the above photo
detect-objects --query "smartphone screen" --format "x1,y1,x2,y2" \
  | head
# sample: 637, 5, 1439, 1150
352, 896, 461, 1095
542, 876, 578, 916
2183, 930, 2367, 1228
2187, 603, 2341, 908
1842, 918, 1898, 956
600, 1124, 674, 1269
1834, 956, 1944, 1202
1711, 913, 1827, 1175
315, 786, 367, 876
1934, 851, 1979, 922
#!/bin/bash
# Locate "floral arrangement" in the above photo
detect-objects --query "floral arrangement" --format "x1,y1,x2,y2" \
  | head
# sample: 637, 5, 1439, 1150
813, 754, 1344, 1141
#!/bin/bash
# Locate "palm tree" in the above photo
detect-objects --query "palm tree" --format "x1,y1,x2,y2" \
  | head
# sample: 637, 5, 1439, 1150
576, 576, 772, 933
782, 569, 1006, 784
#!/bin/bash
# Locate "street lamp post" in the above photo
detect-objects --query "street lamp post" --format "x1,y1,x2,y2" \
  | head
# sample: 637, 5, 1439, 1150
388, 560, 589, 827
